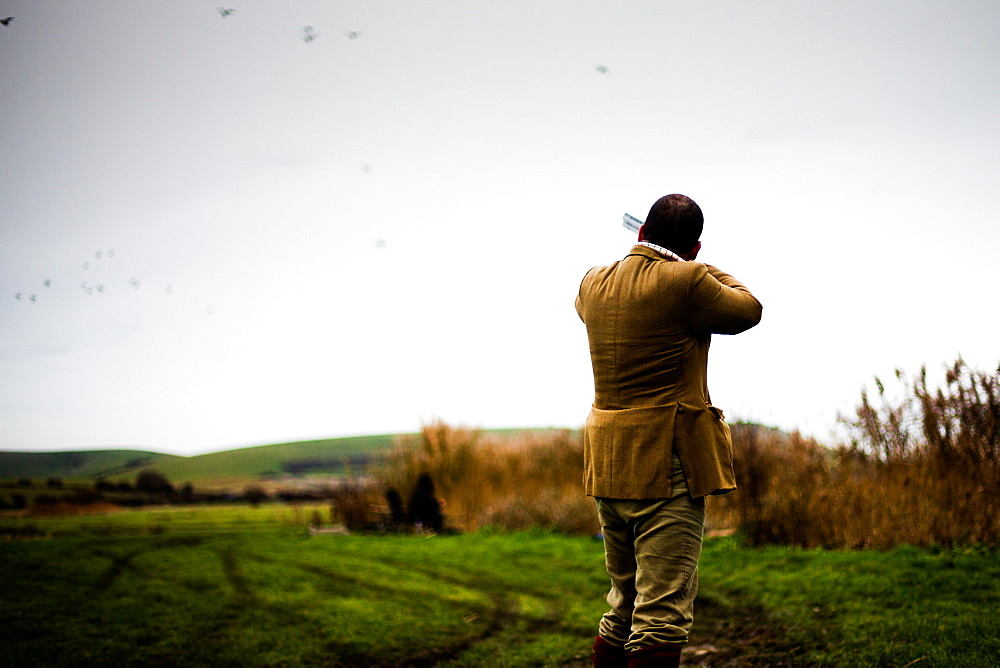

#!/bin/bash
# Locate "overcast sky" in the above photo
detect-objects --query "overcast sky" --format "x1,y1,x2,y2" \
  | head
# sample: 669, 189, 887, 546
2, 1, 998, 455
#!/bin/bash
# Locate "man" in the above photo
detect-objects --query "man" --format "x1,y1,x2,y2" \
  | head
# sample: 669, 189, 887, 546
575, 194, 762, 667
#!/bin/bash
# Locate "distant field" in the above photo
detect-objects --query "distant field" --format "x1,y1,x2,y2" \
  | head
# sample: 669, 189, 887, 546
2, 506, 997, 666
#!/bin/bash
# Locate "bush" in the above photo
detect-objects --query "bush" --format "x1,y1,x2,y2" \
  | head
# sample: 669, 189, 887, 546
135, 470, 175, 495
328, 483, 378, 530
243, 485, 268, 507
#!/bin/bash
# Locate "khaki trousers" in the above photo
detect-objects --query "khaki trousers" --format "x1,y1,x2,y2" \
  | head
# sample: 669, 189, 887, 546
595, 454, 706, 650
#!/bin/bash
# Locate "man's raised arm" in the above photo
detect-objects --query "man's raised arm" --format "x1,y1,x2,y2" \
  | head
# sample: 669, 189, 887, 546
689, 265, 762, 335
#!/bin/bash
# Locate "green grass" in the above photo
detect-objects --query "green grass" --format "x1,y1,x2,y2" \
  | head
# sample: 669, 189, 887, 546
699, 538, 1000, 666
1, 502, 334, 538
1, 514, 607, 666
2, 507, 998, 666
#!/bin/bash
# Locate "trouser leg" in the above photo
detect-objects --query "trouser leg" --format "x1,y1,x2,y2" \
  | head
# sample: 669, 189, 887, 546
596, 493, 705, 651
596, 498, 636, 648
628, 493, 705, 649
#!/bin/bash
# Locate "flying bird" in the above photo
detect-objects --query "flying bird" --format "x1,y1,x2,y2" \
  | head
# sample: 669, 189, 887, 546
0, 17, 13, 26
595, 64, 610, 75
302, 26, 317, 43
218, 8, 235, 18
345, 30, 361, 40
43, 279, 51, 288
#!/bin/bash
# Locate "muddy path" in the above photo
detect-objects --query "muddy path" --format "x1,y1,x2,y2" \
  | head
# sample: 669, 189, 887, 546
559, 588, 821, 668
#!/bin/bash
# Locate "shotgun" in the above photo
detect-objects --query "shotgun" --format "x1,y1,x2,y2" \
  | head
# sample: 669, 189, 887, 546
622, 213, 642, 234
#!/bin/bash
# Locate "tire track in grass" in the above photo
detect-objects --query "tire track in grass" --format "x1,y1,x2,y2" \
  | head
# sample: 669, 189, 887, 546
207, 545, 378, 663
85, 537, 587, 666
216, 545, 256, 607
243, 550, 534, 666
353, 555, 595, 666
229, 549, 510, 665
90, 547, 148, 592
90, 535, 204, 592
369, 554, 595, 634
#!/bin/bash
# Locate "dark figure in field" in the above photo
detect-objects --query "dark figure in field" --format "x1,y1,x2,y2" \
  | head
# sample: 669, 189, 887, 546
384, 487, 407, 528
576, 194, 762, 667
408, 473, 443, 533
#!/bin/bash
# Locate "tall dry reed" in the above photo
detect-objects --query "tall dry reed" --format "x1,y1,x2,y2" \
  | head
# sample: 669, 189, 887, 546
711, 357, 1000, 549
374, 421, 599, 534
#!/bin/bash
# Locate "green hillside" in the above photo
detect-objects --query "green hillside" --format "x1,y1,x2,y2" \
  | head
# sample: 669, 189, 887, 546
142, 434, 400, 488
0, 429, 577, 491
0, 450, 181, 481
0, 435, 400, 489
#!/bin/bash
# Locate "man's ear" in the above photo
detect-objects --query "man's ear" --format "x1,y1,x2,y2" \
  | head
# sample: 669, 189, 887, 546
637, 224, 646, 242
683, 241, 702, 261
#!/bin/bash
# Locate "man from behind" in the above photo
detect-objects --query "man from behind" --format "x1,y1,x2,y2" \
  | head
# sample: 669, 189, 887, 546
576, 194, 762, 667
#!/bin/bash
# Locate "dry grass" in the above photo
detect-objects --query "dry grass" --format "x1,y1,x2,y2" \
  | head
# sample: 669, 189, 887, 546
25, 501, 124, 517
373, 422, 598, 534
710, 357, 1000, 549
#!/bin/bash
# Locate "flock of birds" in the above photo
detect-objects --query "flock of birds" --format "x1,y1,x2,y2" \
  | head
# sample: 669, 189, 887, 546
6, 6, 612, 309
3, 7, 362, 311
216, 7, 362, 44
0, 11, 367, 45
10, 247, 192, 310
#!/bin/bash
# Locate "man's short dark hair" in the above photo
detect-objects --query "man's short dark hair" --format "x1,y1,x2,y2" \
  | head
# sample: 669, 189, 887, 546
643, 194, 703, 253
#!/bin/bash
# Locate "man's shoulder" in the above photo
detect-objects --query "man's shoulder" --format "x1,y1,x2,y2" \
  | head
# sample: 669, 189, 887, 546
583, 253, 708, 280
578, 256, 709, 306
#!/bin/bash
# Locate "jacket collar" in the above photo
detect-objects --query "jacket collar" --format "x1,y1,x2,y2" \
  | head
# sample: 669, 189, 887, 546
626, 244, 683, 262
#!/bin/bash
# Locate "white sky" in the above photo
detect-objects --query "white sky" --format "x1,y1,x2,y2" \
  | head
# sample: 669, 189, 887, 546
1, 1, 998, 455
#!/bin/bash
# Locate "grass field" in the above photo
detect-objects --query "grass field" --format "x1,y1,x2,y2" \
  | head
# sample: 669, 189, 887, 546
2, 505, 998, 666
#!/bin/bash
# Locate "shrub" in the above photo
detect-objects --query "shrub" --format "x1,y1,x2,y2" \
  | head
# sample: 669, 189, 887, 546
328, 483, 377, 530
243, 485, 268, 507
135, 470, 175, 495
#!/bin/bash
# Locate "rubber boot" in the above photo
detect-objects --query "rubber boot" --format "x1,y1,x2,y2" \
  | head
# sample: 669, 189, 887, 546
592, 635, 628, 668
627, 641, 682, 668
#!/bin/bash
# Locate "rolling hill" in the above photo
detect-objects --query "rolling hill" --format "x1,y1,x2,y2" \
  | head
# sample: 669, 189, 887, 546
0, 429, 571, 491
0, 434, 400, 490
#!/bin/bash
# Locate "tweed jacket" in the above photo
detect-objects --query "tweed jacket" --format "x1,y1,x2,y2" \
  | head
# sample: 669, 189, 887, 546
576, 244, 762, 499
